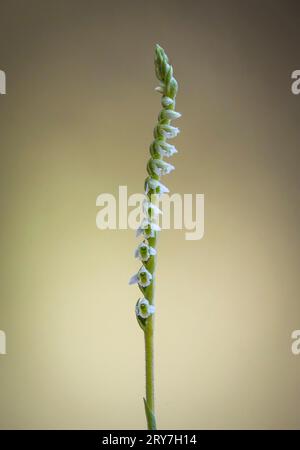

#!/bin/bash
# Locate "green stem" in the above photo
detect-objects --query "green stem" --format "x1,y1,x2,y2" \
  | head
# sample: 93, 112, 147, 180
144, 236, 157, 429
145, 315, 155, 424
142, 114, 172, 430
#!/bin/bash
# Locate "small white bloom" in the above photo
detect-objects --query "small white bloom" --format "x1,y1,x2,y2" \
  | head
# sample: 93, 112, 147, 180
152, 159, 175, 176
136, 298, 155, 319
145, 178, 169, 195
161, 110, 181, 120
159, 124, 180, 139
161, 96, 174, 107
138, 267, 152, 287
136, 219, 161, 239
134, 242, 157, 262
129, 267, 152, 288
157, 141, 178, 157
143, 200, 162, 218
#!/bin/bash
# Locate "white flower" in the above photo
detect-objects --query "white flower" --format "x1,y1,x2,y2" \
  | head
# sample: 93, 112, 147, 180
143, 200, 162, 219
129, 266, 152, 288
160, 110, 181, 120
145, 178, 169, 195
136, 298, 155, 319
136, 219, 161, 239
151, 159, 175, 176
159, 124, 180, 139
134, 242, 157, 262
157, 141, 178, 157
161, 96, 174, 107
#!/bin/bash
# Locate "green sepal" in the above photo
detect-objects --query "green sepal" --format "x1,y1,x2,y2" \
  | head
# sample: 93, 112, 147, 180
153, 124, 162, 139
135, 299, 146, 332
143, 397, 157, 430
158, 110, 169, 124
167, 78, 178, 99
150, 142, 161, 159
155, 64, 162, 82
161, 61, 169, 80
147, 159, 156, 177
166, 65, 173, 85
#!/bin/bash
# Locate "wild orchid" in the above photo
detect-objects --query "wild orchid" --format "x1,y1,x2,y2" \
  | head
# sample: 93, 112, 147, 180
129, 45, 180, 430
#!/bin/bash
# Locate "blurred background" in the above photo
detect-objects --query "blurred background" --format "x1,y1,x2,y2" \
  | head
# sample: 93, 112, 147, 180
0, 0, 300, 429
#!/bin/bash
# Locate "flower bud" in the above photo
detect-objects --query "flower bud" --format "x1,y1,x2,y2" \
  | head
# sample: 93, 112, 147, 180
160, 109, 181, 121
161, 96, 174, 107
167, 78, 178, 98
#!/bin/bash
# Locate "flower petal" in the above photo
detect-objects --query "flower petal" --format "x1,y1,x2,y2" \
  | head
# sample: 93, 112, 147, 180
129, 273, 139, 285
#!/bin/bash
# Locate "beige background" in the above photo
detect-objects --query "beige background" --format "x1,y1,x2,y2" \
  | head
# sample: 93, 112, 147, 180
0, 0, 300, 429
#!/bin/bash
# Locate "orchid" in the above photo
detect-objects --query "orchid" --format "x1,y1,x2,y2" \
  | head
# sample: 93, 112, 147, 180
129, 45, 180, 430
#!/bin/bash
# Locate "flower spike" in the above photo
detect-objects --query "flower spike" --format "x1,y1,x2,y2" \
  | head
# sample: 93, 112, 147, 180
130, 45, 181, 430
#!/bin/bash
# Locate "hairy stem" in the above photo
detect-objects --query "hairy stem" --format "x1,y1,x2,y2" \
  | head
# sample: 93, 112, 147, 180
145, 314, 155, 424
131, 44, 179, 431
144, 233, 157, 429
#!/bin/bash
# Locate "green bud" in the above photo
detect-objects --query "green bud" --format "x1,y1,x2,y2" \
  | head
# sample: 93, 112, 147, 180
166, 65, 173, 85
161, 96, 174, 107
150, 141, 162, 159
167, 78, 178, 98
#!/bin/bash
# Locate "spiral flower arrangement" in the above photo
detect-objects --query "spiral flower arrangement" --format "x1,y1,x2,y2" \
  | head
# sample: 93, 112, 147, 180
129, 45, 180, 430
